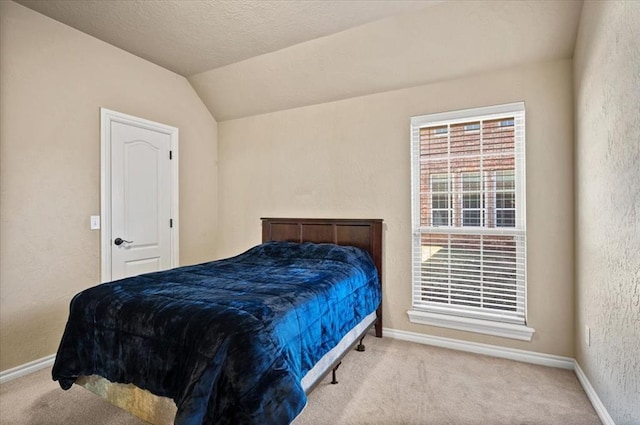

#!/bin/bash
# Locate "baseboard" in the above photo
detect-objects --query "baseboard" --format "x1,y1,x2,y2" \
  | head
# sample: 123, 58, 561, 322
384, 327, 616, 425
574, 361, 616, 425
0, 353, 55, 385
383, 327, 575, 369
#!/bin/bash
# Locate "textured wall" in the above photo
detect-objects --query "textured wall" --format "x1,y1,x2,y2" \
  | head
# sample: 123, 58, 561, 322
573, 1, 640, 423
218, 60, 575, 357
0, 2, 218, 371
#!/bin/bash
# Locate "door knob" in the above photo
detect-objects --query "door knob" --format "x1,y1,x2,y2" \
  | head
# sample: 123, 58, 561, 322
114, 237, 133, 246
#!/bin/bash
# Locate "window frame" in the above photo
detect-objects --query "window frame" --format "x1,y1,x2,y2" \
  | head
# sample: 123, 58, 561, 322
410, 102, 534, 341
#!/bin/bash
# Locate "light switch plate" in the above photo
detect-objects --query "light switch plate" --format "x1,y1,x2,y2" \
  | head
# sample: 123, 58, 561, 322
90, 215, 101, 230
585, 325, 590, 346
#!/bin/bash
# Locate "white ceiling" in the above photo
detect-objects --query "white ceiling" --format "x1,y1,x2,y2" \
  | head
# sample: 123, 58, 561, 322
16, 0, 584, 121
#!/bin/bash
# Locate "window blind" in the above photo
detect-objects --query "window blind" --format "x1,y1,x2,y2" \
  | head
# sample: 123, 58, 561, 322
410, 103, 526, 325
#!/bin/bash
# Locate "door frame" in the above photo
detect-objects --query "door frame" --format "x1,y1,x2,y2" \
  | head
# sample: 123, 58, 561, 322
100, 108, 179, 282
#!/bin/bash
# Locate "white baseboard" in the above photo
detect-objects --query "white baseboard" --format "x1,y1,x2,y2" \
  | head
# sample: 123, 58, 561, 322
0, 353, 55, 385
384, 327, 616, 425
574, 361, 616, 425
383, 327, 575, 369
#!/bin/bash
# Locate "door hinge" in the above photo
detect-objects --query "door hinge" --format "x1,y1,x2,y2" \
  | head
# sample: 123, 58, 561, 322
169, 150, 173, 160
170, 219, 173, 228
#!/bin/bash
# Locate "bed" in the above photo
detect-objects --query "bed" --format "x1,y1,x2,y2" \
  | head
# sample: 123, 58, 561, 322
52, 217, 383, 424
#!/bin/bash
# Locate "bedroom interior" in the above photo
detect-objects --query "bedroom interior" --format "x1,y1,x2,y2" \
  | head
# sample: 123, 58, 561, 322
0, 1, 638, 424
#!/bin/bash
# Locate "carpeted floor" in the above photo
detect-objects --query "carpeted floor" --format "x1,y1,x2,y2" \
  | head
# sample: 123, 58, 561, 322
0, 336, 601, 425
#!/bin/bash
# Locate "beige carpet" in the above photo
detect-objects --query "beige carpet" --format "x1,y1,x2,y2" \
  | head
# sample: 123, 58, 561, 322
0, 336, 601, 425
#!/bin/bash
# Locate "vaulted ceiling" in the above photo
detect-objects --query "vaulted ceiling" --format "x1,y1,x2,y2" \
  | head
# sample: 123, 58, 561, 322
16, 0, 584, 121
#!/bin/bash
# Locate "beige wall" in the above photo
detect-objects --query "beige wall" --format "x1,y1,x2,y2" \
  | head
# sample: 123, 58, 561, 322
218, 59, 575, 357
573, 1, 640, 423
0, 2, 218, 371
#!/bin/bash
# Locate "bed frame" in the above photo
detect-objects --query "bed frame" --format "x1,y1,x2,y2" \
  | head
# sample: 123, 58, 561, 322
77, 217, 384, 424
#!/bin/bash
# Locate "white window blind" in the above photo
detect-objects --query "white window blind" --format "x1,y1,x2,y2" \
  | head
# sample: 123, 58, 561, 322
411, 103, 526, 325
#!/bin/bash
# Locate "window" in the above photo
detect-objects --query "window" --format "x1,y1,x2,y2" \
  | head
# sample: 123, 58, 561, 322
461, 172, 484, 227
464, 123, 481, 132
410, 102, 533, 341
430, 174, 451, 226
495, 170, 516, 227
434, 126, 449, 136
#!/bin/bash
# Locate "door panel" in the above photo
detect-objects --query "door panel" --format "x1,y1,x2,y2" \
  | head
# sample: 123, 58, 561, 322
124, 257, 161, 277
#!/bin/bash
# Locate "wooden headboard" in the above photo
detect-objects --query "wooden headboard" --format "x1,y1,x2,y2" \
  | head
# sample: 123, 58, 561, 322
261, 217, 383, 337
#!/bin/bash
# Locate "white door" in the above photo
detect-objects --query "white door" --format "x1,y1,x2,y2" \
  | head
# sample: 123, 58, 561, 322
101, 109, 178, 281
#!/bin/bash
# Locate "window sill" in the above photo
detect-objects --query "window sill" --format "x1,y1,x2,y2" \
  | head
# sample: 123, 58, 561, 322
407, 310, 535, 341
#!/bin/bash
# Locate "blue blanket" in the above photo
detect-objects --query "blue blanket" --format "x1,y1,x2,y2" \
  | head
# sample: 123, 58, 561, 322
52, 242, 380, 424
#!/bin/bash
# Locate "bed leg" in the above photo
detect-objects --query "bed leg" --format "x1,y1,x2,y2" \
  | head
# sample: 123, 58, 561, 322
331, 362, 341, 385
356, 335, 366, 352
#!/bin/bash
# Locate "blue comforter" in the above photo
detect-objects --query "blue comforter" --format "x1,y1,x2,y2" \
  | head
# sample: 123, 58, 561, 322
52, 241, 380, 424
